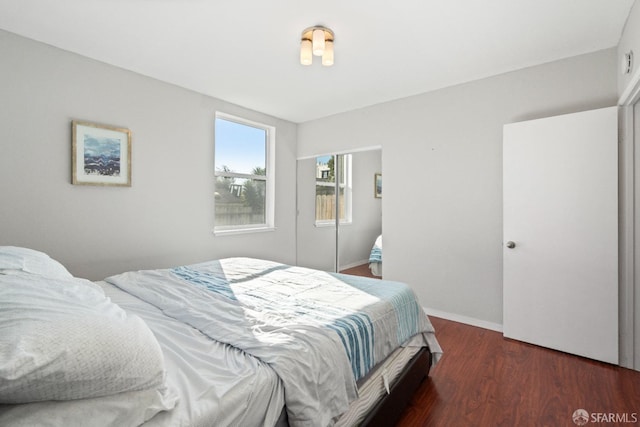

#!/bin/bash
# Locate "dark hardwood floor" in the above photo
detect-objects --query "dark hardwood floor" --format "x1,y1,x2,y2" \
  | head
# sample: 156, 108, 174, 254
340, 263, 380, 279
396, 317, 640, 427
338, 264, 640, 426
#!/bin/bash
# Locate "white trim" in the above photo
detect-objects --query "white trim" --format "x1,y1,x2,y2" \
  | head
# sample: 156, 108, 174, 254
619, 106, 636, 369
215, 111, 273, 132
423, 307, 504, 333
619, 66, 640, 106
342, 154, 353, 224
266, 125, 276, 229
315, 220, 352, 227
213, 226, 275, 236
215, 171, 267, 181
297, 145, 382, 161
214, 112, 276, 233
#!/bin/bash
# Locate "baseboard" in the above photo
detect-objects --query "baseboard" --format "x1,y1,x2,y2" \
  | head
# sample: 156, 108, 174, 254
339, 259, 370, 270
423, 307, 503, 333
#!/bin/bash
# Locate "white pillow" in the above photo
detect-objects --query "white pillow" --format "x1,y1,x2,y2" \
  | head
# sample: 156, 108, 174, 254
0, 384, 179, 427
0, 274, 167, 403
0, 246, 73, 279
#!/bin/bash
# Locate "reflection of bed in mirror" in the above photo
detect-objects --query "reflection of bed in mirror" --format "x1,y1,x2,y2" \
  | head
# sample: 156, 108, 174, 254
0, 246, 442, 427
369, 234, 382, 277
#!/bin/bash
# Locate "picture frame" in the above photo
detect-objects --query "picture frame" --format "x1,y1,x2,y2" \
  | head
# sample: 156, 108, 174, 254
72, 120, 131, 187
374, 173, 382, 198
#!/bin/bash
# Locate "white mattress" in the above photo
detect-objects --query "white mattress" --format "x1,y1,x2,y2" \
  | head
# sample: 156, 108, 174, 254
98, 281, 285, 427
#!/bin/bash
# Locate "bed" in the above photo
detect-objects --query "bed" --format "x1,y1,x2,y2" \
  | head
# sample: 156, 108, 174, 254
0, 246, 441, 426
369, 235, 383, 277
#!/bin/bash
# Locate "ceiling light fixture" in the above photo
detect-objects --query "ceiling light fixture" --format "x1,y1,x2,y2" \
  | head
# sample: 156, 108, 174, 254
300, 26, 334, 67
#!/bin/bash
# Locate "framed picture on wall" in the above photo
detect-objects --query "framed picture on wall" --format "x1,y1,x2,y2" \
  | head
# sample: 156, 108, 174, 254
374, 173, 382, 198
72, 120, 131, 186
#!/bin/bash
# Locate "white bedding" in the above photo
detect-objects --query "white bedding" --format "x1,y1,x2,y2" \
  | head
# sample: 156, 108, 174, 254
0, 274, 167, 403
0, 279, 285, 427
0, 248, 441, 427
99, 280, 285, 427
0, 386, 177, 427
0, 276, 178, 426
368, 235, 382, 277
106, 257, 442, 427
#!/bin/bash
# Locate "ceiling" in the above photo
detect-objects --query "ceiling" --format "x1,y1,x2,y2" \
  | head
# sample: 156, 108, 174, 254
0, 0, 635, 123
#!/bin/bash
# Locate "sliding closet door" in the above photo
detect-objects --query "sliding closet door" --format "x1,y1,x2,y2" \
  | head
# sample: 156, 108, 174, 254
296, 157, 336, 271
337, 150, 382, 272
503, 107, 618, 364
296, 150, 382, 273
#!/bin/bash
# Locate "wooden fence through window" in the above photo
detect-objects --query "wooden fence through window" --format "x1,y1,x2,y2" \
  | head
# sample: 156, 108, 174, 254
316, 194, 345, 221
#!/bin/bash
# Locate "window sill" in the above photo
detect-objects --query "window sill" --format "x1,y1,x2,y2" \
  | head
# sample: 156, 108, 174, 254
213, 226, 276, 236
314, 221, 353, 228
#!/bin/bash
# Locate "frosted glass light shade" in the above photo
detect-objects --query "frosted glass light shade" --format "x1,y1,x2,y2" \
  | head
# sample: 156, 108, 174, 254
312, 29, 325, 56
322, 40, 334, 66
301, 26, 334, 66
300, 39, 313, 65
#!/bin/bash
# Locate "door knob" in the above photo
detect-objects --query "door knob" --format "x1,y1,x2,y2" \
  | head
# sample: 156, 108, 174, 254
506, 241, 516, 249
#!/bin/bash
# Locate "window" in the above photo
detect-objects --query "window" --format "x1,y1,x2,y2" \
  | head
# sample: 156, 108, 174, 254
214, 114, 275, 233
315, 154, 352, 225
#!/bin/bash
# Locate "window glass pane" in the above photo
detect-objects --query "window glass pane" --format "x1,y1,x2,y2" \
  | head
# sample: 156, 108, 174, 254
316, 155, 333, 183
214, 114, 272, 231
215, 177, 266, 227
215, 118, 266, 175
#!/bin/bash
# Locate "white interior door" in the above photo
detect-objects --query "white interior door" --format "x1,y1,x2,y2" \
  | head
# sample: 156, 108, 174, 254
503, 107, 618, 364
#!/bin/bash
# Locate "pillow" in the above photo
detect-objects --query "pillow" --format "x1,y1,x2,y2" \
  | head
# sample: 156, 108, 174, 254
0, 246, 73, 279
0, 384, 179, 427
0, 273, 167, 403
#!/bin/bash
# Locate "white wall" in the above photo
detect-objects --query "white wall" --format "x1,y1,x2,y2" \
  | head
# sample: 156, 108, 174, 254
0, 30, 298, 280
298, 49, 618, 327
0, 28, 623, 339
618, 0, 640, 99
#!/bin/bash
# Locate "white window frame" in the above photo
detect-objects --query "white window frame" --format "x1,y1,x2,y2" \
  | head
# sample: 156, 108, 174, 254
315, 154, 352, 227
213, 112, 275, 235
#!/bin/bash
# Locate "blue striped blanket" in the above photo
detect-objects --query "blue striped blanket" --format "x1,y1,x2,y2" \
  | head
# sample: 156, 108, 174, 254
369, 235, 383, 263
106, 257, 438, 427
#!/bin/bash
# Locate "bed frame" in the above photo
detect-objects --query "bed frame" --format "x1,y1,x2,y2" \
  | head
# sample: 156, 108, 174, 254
361, 347, 432, 427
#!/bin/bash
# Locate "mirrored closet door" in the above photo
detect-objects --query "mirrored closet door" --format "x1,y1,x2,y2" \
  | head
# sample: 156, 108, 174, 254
296, 149, 382, 275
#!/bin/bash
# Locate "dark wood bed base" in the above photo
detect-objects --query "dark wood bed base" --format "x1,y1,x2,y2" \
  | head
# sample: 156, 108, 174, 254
274, 347, 432, 427
360, 346, 432, 427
